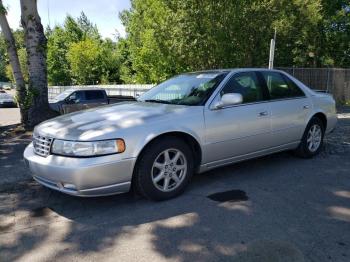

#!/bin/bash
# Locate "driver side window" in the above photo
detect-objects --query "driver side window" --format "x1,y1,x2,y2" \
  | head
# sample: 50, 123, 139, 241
221, 72, 264, 103
67, 91, 83, 103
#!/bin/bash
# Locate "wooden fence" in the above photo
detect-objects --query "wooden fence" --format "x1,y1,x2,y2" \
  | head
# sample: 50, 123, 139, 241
278, 67, 350, 102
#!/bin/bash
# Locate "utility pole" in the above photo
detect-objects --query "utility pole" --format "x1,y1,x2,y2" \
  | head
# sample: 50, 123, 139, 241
47, 0, 51, 27
268, 28, 277, 69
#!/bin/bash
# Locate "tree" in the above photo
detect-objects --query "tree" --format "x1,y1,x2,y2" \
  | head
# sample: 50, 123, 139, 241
116, 38, 135, 83
47, 13, 106, 85
99, 38, 122, 84
1, 29, 29, 82
77, 11, 100, 40
320, 0, 350, 66
0, 34, 9, 81
120, 0, 349, 83
47, 26, 72, 85
20, 0, 58, 128
0, 0, 27, 124
67, 38, 101, 84
5, 47, 28, 83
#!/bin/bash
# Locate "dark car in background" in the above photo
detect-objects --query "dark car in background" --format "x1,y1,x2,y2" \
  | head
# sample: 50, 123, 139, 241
0, 93, 17, 107
49, 89, 136, 114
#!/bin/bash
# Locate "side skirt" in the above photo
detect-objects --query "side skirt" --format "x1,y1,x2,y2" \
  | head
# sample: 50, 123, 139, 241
198, 141, 300, 173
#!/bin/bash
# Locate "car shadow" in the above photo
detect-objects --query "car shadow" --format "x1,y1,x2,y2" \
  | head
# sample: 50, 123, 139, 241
1, 149, 350, 261
1, 107, 350, 261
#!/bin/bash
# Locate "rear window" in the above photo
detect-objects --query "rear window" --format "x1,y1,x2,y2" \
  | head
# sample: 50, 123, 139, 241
262, 72, 305, 100
85, 90, 105, 100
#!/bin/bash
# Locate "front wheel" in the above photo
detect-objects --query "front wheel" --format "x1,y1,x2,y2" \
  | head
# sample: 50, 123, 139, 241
133, 137, 194, 201
294, 117, 325, 158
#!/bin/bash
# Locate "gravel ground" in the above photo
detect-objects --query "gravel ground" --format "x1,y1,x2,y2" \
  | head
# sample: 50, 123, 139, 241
0, 107, 349, 262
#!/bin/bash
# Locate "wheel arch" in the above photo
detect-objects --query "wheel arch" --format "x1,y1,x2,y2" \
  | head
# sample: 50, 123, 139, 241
309, 111, 327, 130
134, 131, 203, 174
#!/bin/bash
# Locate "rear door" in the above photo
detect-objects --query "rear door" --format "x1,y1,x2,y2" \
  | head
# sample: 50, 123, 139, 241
204, 71, 272, 165
259, 71, 310, 147
82, 90, 108, 109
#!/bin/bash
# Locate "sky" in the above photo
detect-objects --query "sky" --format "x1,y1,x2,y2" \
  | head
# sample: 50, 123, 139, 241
2, 0, 131, 39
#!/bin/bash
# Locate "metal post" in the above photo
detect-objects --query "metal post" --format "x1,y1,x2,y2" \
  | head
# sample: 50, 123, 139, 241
268, 39, 275, 69
268, 28, 277, 69
326, 67, 330, 93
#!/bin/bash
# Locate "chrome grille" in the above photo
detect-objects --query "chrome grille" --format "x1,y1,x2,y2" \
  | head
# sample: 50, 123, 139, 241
33, 133, 53, 157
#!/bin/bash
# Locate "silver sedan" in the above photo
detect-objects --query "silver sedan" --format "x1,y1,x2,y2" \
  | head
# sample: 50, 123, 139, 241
23, 69, 337, 200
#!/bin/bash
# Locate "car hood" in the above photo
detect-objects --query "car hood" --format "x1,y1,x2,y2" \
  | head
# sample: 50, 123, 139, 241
35, 101, 195, 140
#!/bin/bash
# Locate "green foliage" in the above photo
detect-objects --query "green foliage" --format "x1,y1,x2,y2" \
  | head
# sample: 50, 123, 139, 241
1, 3, 349, 86
0, 4, 7, 15
67, 38, 101, 84
4, 48, 28, 82
77, 12, 100, 40
120, 0, 350, 83
0, 29, 27, 82
320, 0, 350, 67
47, 26, 72, 85
117, 38, 136, 83
0, 36, 9, 81
46, 12, 124, 85
99, 38, 122, 84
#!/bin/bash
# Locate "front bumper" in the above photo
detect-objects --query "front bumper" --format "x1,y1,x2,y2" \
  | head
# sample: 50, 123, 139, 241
23, 143, 136, 197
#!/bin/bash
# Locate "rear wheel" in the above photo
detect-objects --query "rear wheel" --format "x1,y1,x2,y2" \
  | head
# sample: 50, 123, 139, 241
133, 137, 194, 201
294, 117, 325, 158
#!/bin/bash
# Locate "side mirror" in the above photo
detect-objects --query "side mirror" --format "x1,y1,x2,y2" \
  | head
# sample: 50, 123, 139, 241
213, 93, 243, 109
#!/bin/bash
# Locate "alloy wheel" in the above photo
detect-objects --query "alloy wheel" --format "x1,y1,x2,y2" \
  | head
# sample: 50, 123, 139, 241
151, 148, 187, 192
307, 124, 322, 152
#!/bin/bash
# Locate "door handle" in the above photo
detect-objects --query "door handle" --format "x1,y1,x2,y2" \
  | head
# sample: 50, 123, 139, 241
303, 105, 310, 109
258, 111, 268, 117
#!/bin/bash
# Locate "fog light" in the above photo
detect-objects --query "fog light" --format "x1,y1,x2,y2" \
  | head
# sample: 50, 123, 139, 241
62, 183, 77, 191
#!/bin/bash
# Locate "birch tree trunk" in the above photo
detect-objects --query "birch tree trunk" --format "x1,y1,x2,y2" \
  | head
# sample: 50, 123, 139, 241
20, 0, 57, 128
0, 1, 28, 125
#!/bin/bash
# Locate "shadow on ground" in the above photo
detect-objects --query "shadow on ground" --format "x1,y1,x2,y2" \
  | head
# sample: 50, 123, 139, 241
0, 108, 349, 261
1, 149, 350, 261
0, 124, 32, 191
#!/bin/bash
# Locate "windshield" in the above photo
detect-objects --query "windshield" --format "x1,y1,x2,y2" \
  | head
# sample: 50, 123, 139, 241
54, 90, 74, 101
138, 72, 228, 106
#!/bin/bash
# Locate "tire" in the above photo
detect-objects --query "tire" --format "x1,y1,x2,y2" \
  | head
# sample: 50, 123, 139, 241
294, 117, 325, 158
133, 136, 194, 201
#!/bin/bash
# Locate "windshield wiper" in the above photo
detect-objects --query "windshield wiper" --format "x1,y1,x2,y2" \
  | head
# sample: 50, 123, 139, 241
143, 99, 172, 104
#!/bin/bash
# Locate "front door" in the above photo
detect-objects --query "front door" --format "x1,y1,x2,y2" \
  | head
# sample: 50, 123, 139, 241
204, 71, 272, 165
62, 91, 84, 114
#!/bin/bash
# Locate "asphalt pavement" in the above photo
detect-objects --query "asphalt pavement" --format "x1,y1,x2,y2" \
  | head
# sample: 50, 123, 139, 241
0, 108, 349, 262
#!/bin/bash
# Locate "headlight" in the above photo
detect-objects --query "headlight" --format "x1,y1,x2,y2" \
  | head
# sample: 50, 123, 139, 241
51, 139, 125, 157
